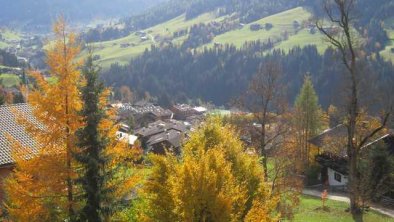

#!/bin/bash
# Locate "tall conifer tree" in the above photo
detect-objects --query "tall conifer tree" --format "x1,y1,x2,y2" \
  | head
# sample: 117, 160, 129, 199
294, 75, 322, 166
76, 54, 142, 221
75, 55, 107, 221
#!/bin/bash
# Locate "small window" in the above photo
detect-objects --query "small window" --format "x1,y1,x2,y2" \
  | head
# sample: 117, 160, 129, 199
334, 172, 342, 182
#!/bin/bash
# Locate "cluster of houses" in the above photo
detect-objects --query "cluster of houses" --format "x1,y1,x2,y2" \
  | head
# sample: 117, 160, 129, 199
113, 101, 207, 154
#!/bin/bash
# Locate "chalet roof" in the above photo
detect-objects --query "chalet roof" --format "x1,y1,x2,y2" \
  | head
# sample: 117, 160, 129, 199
309, 124, 347, 147
172, 104, 194, 112
135, 120, 187, 138
120, 103, 173, 118
0, 103, 39, 166
146, 129, 183, 148
316, 153, 348, 175
316, 134, 394, 175
362, 134, 394, 154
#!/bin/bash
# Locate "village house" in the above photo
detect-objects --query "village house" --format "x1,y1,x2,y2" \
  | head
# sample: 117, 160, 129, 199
171, 104, 207, 120
117, 101, 174, 127
0, 103, 39, 202
310, 124, 394, 189
135, 119, 188, 155
116, 123, 138, 146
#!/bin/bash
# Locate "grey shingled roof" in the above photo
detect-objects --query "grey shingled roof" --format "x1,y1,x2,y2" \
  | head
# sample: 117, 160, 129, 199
147, 129, 183, 148
309, 124, 347, 147
135, 119, 187, 138
0, 103, 38, 166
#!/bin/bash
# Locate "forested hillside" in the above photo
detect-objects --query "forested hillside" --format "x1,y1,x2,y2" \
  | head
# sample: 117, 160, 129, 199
94, 0, 394, 108
0, 0, 164, 31
102, 44, 394, 108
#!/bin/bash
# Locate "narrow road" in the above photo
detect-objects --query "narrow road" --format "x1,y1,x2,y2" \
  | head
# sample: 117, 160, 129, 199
303, 189, 394, 218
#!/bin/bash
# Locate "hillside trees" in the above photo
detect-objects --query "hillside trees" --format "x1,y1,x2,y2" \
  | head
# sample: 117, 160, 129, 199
358, 141, 394, 206
316, 0, 392, 221
102, 43, 394, 107
0, 84, 5, 105
139, 118, 279, 221
5, 18, 83, 221
294, 75, 322, 167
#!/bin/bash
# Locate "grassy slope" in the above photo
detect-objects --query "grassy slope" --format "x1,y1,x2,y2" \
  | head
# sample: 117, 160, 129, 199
207, 7, 327, 53
0, 74, 20, 88
380, 29, 394, 63
294, 195, 393, 222
85, 12, 221, 68
0, 29, 21, 49
87, 7, 329, 68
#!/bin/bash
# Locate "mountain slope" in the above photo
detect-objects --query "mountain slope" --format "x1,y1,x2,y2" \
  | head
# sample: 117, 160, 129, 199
86, 7, 330, 68
0, 0, 165, 31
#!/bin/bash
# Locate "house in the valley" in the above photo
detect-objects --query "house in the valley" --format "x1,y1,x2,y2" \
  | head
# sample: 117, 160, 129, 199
310, 124, 394, 188
171, 104, 207, 120
116, 123, 138, 146
135, 119, 188, 155
118, 101, 174, 128
0, 103, 39, 202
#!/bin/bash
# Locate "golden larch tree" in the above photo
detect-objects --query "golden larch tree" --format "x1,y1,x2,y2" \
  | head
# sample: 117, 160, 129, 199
5, 17, 83, 221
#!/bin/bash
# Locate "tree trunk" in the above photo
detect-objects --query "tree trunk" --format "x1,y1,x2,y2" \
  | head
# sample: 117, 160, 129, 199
348, 67, 363, 221
261, 122, 268, 180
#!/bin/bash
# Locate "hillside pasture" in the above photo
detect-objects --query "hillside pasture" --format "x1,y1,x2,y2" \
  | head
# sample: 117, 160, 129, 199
85, 7, 333, 68
0, 74, 20, 88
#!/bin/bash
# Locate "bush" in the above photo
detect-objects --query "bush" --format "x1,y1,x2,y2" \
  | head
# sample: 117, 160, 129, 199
250, 24, 262, 31
305, 164, 322, 186
265, 23, 273, 31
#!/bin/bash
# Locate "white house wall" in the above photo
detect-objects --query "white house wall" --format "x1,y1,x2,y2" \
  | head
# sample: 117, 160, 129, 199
328, 167, 348, 186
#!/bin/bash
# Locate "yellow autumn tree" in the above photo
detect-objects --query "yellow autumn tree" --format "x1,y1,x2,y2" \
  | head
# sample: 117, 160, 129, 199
139, 117, 279, 222
4, 17, 83, 221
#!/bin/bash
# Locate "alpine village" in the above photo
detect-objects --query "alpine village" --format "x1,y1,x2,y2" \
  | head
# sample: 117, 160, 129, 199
0, 0, 393, 221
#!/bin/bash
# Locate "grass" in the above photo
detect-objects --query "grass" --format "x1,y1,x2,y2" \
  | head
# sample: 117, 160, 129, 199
0, 29, 21, 49
205, 7, 328, 52
85, 7, 333, 68
274, 29, 328, 54
292, 195, 394, 222
380, 29, 394, 63
1, 29, 21, 41
81, 12, 222, 68
0, 74, 20, 88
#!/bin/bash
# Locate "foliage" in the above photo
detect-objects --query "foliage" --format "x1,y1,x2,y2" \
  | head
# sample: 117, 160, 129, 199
102, 44, 394, 108
0, 84, 5, 105
268, 123, 303, 219
0, 49, 19, 67
139, 117, 279, 221
5, 18, 83, 221
358, 141, 394, 204
294, 75, 322, 166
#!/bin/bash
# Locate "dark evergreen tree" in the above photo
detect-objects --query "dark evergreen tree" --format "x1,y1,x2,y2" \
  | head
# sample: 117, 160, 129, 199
0, 93, 4, 105
75, 55, 109, 222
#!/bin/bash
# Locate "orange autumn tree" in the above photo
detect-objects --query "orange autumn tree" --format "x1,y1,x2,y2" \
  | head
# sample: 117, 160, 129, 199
5, 18, 83, 221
